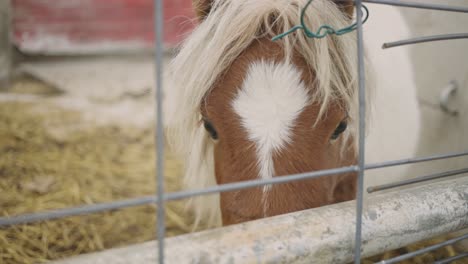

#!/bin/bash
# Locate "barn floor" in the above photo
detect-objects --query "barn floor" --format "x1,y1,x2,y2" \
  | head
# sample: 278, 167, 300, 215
0, 56, 466, 264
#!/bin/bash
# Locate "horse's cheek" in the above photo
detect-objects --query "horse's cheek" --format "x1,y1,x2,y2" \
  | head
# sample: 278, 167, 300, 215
213, 142, 224, 185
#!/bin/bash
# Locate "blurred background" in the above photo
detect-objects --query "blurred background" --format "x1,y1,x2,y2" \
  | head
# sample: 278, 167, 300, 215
0, 0, 467, 263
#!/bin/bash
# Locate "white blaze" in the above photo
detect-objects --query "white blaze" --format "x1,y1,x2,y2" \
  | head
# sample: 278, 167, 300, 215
232, 60, 310, 197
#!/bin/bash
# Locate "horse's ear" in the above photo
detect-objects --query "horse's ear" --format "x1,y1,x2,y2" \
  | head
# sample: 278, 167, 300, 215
193, 0, 213, 21
333, 0, 354, 18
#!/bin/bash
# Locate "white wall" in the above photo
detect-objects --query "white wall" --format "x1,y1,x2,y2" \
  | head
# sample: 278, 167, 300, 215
398, 0, 468, 177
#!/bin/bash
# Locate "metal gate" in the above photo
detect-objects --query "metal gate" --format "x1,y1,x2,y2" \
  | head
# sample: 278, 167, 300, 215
1, 0, 468, 263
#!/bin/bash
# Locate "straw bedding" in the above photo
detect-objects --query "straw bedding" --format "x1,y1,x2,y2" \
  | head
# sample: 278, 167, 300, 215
0, 100, 198, 263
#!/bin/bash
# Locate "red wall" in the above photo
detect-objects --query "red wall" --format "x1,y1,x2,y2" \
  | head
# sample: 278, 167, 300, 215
12, 0, 196, 54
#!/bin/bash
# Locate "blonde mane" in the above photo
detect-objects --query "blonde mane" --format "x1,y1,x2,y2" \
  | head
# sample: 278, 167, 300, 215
165, 0, 366, 228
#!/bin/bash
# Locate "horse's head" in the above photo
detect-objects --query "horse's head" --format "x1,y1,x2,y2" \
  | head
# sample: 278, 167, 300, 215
166, 0, 366, 226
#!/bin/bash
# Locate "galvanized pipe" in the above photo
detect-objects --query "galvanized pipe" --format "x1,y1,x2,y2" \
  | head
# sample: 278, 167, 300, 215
0, 0, 11, 86
1, 148, 468, 227
0, 165, 358, 227
51, 177, 468, 264
354, 0, 367, 261
377, 233, 468, 264
383, 33, 468, 49
364, 150, 468, 171
153, 0, 165, 262
367, 167, 468, 193
434, 252, 468, 264
361, 0, 468, 13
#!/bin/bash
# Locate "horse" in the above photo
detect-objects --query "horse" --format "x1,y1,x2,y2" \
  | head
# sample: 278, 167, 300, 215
165, 0, 420, 227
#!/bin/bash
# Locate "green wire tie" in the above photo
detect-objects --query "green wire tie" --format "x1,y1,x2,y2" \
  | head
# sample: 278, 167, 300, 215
272, 0, 370, 41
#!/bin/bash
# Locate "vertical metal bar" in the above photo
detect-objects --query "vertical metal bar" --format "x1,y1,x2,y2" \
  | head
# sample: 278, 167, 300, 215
354, 1, 366, 263
0, 0, 12, 87
153, 0, 165, 263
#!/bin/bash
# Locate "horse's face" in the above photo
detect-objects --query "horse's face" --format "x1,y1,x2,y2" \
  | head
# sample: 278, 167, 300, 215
201, 39, 357, 225
169, 0, 361, 226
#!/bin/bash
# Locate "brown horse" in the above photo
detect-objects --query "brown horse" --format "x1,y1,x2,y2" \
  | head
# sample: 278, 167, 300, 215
165, 0, 420, 227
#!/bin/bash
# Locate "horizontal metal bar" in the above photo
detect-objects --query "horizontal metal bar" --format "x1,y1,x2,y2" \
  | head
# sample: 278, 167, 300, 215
165, 166, 357, 201
1, 150, 468, 227
434, 252, 468, 264
367, 167, 468, 193
0, 196, 157, 227
383, 33, 468, 49
364, 150, 468, 171
376, 233, 468, 264
51, 178, 468, 264
165, 150, 464, 197
362, 0, 468, 13
0, 166, 357, 227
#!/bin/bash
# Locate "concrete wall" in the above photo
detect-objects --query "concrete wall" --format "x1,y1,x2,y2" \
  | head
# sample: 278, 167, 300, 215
0, 0, 11, 85
399, 1, 468, 177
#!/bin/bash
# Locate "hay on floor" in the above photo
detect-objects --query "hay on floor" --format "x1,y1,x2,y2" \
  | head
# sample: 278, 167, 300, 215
0, 100, 197, 264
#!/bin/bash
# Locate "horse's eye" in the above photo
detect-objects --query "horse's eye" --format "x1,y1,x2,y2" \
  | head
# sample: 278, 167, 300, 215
203, 119, 218, 140
331, 121, 347, 140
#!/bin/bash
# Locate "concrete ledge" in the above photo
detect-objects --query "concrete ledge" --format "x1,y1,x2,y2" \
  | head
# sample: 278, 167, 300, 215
53, 177, 468, 264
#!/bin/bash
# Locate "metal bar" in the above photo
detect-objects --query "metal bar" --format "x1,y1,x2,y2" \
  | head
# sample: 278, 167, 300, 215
365, 150, 468, 170
354, 0, 366, 262
0, 196, 157, 227
164, 166, 357, 200
367, 167, 468, 193
153, 0, 165, 262
362, 0, 468, 13
0, 166, 357, 227
1, 149, 467, 227
50, 178, 468, 264
0, 0, 12, 86
434, 252, 468, 264
376, 233, 468, 264
383, 33, 468, 49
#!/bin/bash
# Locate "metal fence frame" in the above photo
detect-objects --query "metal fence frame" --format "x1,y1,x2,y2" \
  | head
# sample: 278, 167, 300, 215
49, 177, 468, 264
1, 0, 468, 263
